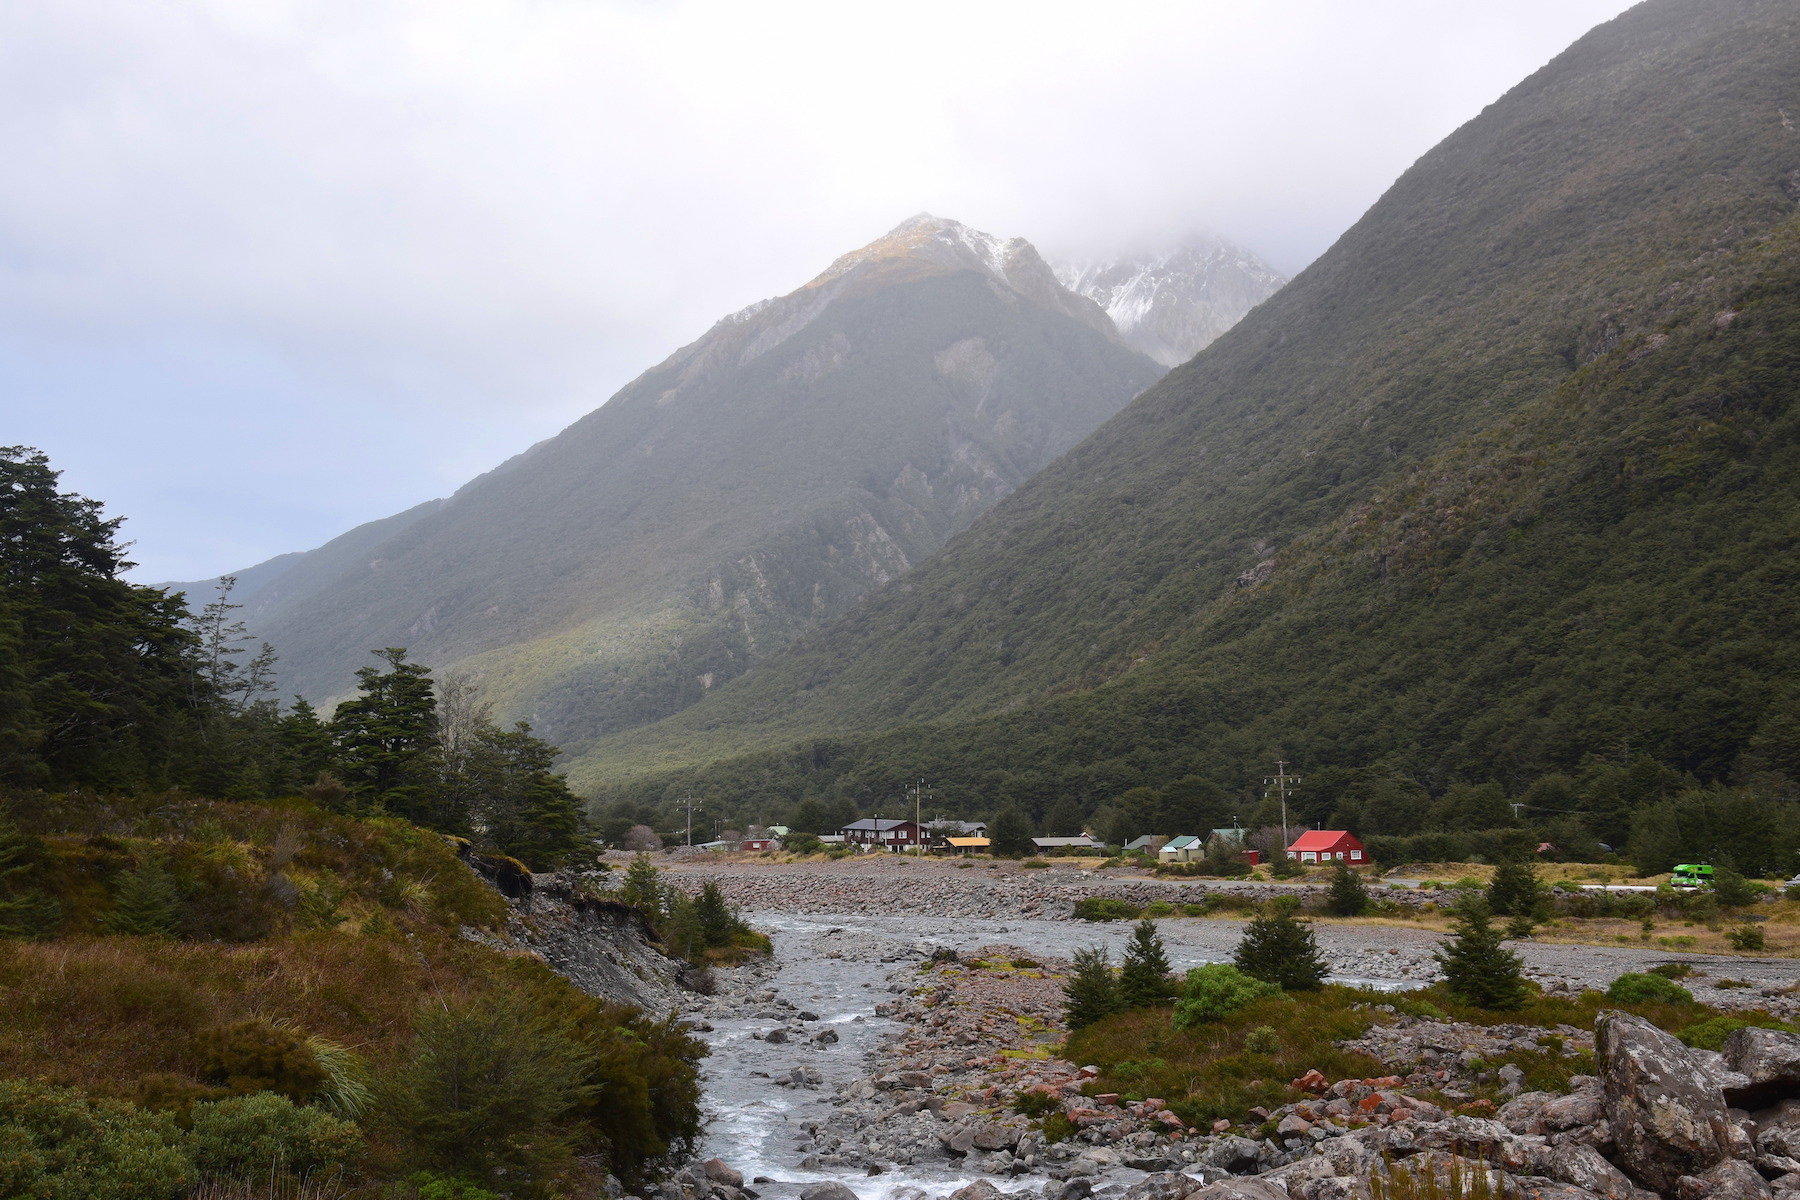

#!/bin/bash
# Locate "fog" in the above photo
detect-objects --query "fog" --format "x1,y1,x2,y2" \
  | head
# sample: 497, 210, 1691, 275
0, 0, 1637, 581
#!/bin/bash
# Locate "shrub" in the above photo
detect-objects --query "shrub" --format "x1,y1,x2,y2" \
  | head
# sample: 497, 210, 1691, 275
1676, 1015, 1794, 1051
1243, 1025, 1281, 1054
1172, 963, 1280, 1029
1073, 896, 1141, 922
1144, 900, 1177, 917
380, 993, 597, 1187
101, 859, 182, 937
1712, 868, 1761, 909
1607, 972, 1695, 1004
186, 1091, 363, 1179
1063, 946, 1124, 1029
1012, 1089, 1058, 1117
1728, 925, 1767, 951
412, 1173, 504, 1200
1041, 1112, 1075, 1143
0, 1078, 194, 1199
197, 1020, 328, 1103
1234, 902, 1328, 991
1022, 859, 1050, 869
1487, 860, 1545, 917
1649, 962, 1693, 979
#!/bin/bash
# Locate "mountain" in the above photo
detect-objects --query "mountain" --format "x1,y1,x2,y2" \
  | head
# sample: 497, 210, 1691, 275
1055, 235, 1287, 367
179, 215, 1165, 748
580, 0, 1800, 823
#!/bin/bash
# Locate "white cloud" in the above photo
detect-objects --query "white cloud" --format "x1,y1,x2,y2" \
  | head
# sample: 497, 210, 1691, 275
0, 0, 1636, 580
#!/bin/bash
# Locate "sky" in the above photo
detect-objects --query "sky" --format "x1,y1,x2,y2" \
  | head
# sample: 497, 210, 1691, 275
3, 0, 1640, 584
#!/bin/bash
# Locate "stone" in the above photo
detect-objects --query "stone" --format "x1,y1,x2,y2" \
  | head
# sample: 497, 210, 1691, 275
701, 1160, 743, 1189
1726, 1029, 1800, 1109
1757, 1101, 1800, 1159
1500, 1064, 1528, 1097
951, 1182, 1002, 1200
1121, 1171, 1207, 1200
764, 1028, 788, 1044
799, 1184, 859, 1200
972, 1122, 1024, 1152
1543, 1081, 1607, 1133
1546, 1142, 1653, 1200
939, 1123, 979, 1155
1196, 1136, 1266, 1174
1674, 1158, 1773, 1200
1043, 1181, 1094, 1200
1598, 1011, 1752, 1194
1188, 1180, 1289, 1200
1507, 1180, 1611, 1200
1278, 1114, 1315, 1138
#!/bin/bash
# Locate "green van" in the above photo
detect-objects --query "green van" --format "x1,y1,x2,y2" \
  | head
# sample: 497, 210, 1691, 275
1671, 863, 1714, 889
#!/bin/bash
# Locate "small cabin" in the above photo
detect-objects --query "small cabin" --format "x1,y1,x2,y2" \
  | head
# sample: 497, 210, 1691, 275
1158, 834, 1203, 863
1285, 830, 1366, 864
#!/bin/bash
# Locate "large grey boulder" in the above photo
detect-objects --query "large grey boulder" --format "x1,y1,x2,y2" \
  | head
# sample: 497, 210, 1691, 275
701, 1160, 744, 1189
799, 1184, 860, 1200
1726, 1030, 1800, 1110
1121, 1172, 1207, 1200
1673, 1158, 1772, 1200
1598, 1011, 1753, 1194
1756, 1101, 1800, 1159
1545, 1142, 1658, 1200
1196, 1136, 1266, 1174
1187, 1179, 1288, 1200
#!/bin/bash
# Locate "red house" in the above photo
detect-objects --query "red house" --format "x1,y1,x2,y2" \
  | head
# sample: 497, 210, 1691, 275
1286, 830, 1366, 864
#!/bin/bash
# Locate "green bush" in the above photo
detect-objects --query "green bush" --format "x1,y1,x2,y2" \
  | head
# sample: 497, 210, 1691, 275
196, 1019, 327, 1102
411, 1173, 504, 1200
0, 1079, 194, 1200
1243, 1025, 1281, 1054
1072, 896, 1141, 922
1022, 859, 1050, 869
1676, 1015, 1794, 1051
1172, 963, 1280, 1029
1727, 925, 1767, 951
1234, 903, 1329, 991
1012, 1089, 1058, 1117
186, 1091, 363, 1179
1649, 962, 1693, 979
1607, 972, 1695, 1004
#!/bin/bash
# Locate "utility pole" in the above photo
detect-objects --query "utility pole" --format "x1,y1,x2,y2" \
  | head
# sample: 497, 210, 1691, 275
1263, 760, 1302, 856
908, 779, 932, 855
683, 793, 699, 847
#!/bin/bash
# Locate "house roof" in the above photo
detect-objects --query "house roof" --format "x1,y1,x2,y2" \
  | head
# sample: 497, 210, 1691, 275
1033, 836, 1101, 847
1288, 829, 1362, 851
946, 837, 990, 847
1162, 835, 1201, 851
1124, 835, 1165, 850
927, 819, 986, 833
842, 818, 914, 832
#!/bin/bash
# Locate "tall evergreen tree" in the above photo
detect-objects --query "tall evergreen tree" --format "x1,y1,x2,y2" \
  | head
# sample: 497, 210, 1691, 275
1233, 899, 1329, 990
100, 859, 181, 937
0, 810, 60, 939
0, 446, 204, 790
1063, 946, 1124, 1029
1436, 897, 1528, 1010
468, 721, 586, 869
620, 852, 662, 914
1119, 918, 1173, 1007
989, 805, 1035, 857
694, 882, 737, 949
281, 697, 336, 785
1043, 796, 1086, 836
1326, 862, 1371, 916
332, 648, 439, 822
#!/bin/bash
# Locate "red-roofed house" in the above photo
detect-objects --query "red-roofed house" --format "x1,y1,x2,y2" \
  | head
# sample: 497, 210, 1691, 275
1286, 830, 1366, 864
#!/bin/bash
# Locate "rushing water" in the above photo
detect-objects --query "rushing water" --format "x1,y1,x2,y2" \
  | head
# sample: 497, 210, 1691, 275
688, 910, 1415, 1200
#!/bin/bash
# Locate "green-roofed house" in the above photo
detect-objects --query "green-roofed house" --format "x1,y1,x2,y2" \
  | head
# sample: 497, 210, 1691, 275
1159, 835, 1203, 864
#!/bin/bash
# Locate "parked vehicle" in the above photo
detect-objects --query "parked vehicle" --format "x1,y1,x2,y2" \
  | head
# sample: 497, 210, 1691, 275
1672, 863, 1715, 889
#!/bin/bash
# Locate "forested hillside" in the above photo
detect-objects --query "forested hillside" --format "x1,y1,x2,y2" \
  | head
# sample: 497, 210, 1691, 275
581, 0, 1800, 860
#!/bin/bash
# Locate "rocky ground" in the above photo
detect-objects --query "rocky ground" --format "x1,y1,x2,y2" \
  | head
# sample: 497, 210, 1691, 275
667, 933, 1800, 1200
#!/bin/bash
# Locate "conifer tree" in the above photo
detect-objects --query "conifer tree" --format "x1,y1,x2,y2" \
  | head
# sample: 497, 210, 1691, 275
1233, 898, 1328, 990
1486, 859, 1544, 917
988, 805, 1034, 858
1063, 945, 1124, 1029
694, 881, 737, 949
1436, 897, 1528, 1010
1326, 861, 1370, 916
1119, 918, 1173, 1007
100, 858, 181, 937
620, 852, 662, 914
331, 648, 439, 823
0, 810, 60, 939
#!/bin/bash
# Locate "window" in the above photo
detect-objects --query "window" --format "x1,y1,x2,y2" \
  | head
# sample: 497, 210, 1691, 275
1350, 850, 1362, 861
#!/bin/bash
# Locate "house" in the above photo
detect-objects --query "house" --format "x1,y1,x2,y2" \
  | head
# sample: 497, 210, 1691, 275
1286, 830, 1366, 864
741, 837, 780, 852
943, 836, 990, 856
1159, 835, 1203, 863
926, 819, 988, 838
839, 818, 927, 850
1211, 826, 1250, 846
1032, 835, 1105, 854
817, 834, 846, 846
1123, 835, 1166, 854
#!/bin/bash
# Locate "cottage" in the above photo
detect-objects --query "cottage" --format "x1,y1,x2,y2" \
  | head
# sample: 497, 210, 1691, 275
1285, 830, 1366, 864
943, 836, 990, 855
741, 837, 780, 852
926, 819, 988, 838
1158, 834, 1202, 863
1031, 835, 1106, 854
1123, 835, 1166, 854
839, 818, 927, 850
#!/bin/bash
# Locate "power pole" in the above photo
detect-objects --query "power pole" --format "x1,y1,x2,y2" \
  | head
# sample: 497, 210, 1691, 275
908, 779, 933, 855
1263, 760, 1302, 856
683, 793, 699, 847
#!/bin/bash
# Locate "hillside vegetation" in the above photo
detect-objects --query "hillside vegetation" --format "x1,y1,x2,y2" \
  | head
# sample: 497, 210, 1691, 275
579, 0, 1800, 854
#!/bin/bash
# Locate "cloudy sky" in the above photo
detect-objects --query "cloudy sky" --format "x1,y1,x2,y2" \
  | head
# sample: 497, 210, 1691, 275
5, 0, 1638, 583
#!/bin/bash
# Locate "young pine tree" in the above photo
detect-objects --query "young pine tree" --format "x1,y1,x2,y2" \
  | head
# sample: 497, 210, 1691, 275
988, 805, 1035, 858
619, 852, 662, 914
1063, 946, 1124, 1029
0, 810, 61, 939
1119, 918, 1173, 1007
100, 858, 181, 937
1486, 859, 1544, 917
1233, 899, 1329, 990
694, 881, 738, 949
330, 648, 439, 823
1436, 897, 1529, 1010
1326, 862, 1370, 916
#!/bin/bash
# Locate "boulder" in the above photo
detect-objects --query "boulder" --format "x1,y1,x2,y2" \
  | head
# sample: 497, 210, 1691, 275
1674, 1158, 1772, 1200
702, 1160, 744, 1189
1196, 1136, 1266, 1174
1598, 1011, 1752, 1194
1499, 1093, 1557, 1135
799, 1185, 860, 1200
1543, 1080, 1607, 1133
1757, 1101, 1800, 1159
1188, 1180, 1288, 1200
1507, 1181, 1613, 1200
972, 1123, 1024, 1152
951, 1182, 1002, 1200
1293, 1181, 1371, 1200
1726, 1030, 1800, 1110
1121, 1171, 1207, 1200
764, 1028, 788, 1044
1043, 1181, 1094, 1200
1545, 1142, 1656, 1200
